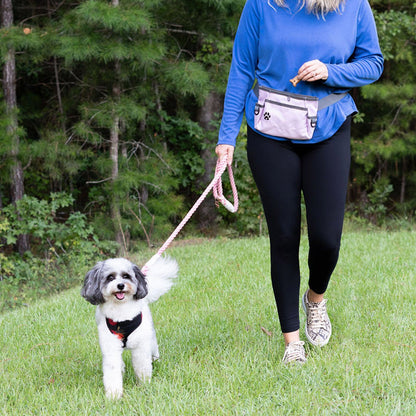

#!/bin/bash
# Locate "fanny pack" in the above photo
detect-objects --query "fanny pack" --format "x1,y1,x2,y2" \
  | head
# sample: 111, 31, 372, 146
254, 84, 347, 141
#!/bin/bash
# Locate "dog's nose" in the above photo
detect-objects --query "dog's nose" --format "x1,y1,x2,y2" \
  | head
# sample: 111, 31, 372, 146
117, 283, 125, 291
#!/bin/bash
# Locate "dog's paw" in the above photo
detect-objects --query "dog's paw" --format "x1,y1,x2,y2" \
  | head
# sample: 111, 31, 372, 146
105, 387, 123, 400
134, 368, 152, 383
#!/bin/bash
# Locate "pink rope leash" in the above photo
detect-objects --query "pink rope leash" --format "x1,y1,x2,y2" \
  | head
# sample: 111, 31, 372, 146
213, 159, 239, 213
142, 158, 238, 274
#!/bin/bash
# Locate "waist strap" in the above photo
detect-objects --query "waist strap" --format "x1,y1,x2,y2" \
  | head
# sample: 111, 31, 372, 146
253, 83, 347, 111
318, 92, 348, 110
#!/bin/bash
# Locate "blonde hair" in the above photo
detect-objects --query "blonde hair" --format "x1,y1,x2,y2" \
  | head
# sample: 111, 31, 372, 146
274, 0, 345, 17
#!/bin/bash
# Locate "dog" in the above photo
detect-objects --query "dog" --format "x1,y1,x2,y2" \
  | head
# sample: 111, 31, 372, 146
81, 256, 178, 399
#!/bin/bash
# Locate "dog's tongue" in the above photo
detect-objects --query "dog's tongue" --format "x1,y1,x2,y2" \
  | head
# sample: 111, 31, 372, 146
115, 292, 125, 300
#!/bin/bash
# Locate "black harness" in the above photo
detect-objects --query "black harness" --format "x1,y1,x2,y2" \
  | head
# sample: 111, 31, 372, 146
106, 313, 143, 348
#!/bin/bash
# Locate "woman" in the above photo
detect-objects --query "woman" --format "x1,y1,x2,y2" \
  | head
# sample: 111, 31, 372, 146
216, 0, 383, 363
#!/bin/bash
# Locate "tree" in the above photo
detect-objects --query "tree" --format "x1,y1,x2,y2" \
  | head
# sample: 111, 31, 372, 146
1, 0, 30, 254
55, 0, 183, 249
154, 0, 243, 231
350, 2, 416, 220
108, 0, 125, 251
1, 0, 415, 258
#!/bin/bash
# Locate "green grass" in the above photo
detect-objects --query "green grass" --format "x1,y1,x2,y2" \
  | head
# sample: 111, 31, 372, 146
1, 231, 415, 415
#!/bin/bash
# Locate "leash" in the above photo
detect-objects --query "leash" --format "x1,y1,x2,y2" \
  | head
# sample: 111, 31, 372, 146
142, 158, 238, 274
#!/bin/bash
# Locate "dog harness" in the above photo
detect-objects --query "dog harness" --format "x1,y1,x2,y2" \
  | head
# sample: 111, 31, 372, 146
106, 313, 142, 348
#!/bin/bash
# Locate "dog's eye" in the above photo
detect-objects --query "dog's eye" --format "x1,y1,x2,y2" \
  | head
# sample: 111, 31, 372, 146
106, 274, 115, 282
122, 274, 131, 280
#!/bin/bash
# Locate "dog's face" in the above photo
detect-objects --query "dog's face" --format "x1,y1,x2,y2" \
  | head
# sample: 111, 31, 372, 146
81, 258, 148, 305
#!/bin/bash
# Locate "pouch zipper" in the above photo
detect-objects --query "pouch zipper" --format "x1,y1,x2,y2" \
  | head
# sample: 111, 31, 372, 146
264, 99, 307, 112
258, 85, 318, 102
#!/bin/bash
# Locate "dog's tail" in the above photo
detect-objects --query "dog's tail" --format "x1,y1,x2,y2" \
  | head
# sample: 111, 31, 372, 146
144, 256, 178, 303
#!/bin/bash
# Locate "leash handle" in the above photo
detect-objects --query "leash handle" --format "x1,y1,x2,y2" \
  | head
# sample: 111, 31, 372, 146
142, 158, 238, 274
213, 158, 239, 213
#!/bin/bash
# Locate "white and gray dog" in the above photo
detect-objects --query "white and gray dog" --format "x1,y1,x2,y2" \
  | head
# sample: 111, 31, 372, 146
81, 256, 178, 399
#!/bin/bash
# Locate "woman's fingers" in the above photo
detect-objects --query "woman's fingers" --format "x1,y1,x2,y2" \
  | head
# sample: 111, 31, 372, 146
297, 59, 328, 82
215, 144, 235, 165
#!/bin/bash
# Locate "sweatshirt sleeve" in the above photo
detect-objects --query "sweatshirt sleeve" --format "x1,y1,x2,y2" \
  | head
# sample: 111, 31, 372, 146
325, 0, 384, 88
218, 0, 260, 146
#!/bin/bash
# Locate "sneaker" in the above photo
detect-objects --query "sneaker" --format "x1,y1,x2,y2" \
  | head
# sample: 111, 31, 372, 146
282, 341, 307, 364
302, 290, 332, 347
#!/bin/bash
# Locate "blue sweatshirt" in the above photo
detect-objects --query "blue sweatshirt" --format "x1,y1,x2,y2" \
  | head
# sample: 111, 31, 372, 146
218, 0, 384, 145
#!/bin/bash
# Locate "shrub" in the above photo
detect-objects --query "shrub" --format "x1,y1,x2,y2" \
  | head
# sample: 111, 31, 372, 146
0, 192, 117, 311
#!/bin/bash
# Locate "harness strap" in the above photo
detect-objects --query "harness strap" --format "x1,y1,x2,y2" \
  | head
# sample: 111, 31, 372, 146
106, 312, 143, 348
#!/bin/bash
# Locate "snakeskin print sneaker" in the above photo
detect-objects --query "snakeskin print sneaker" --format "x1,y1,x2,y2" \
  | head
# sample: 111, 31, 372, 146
282, 341, 307, 364
302, 290, 332, 347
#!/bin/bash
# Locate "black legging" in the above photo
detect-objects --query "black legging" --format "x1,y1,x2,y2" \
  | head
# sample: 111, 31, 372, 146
247, 117, 352, 333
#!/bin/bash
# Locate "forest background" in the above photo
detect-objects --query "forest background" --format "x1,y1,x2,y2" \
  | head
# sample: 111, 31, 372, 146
0, 0, 415, 309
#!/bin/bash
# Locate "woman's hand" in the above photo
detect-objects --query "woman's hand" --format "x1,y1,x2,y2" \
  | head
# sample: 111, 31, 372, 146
297, 59, 328, 83
215, 144, 235, 165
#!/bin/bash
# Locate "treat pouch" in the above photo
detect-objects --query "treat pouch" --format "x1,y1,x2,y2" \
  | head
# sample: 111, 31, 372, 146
254, 86, 318, 141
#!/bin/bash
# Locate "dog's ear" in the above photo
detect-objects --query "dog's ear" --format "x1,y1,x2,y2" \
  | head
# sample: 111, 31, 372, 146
81, 262, 105, 305
132, 265, 148, 300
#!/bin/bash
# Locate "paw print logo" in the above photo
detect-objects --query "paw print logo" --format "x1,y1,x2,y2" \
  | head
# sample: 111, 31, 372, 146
264, 112, 271, 120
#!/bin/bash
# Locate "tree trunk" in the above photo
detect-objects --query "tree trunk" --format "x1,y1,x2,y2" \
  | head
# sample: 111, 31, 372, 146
110, 58, 126, 254
400, 157, 406, 204
108, 0, 129, 253
2, 0, 30, 255
109, 0, 124, 253
196, 91, 223, 235
110, 114, 126, 252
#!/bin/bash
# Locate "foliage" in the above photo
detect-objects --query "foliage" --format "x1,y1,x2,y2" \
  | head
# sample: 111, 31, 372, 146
2, 193, 91, 253
162, 114, 206, 189
0, 193, 117, 305
350, 4, 416, 222
0, 0, 415, 268
351, 176, 394, 226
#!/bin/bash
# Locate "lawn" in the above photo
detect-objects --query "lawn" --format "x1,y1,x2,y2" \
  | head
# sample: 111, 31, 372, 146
1, 231, 415, 415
